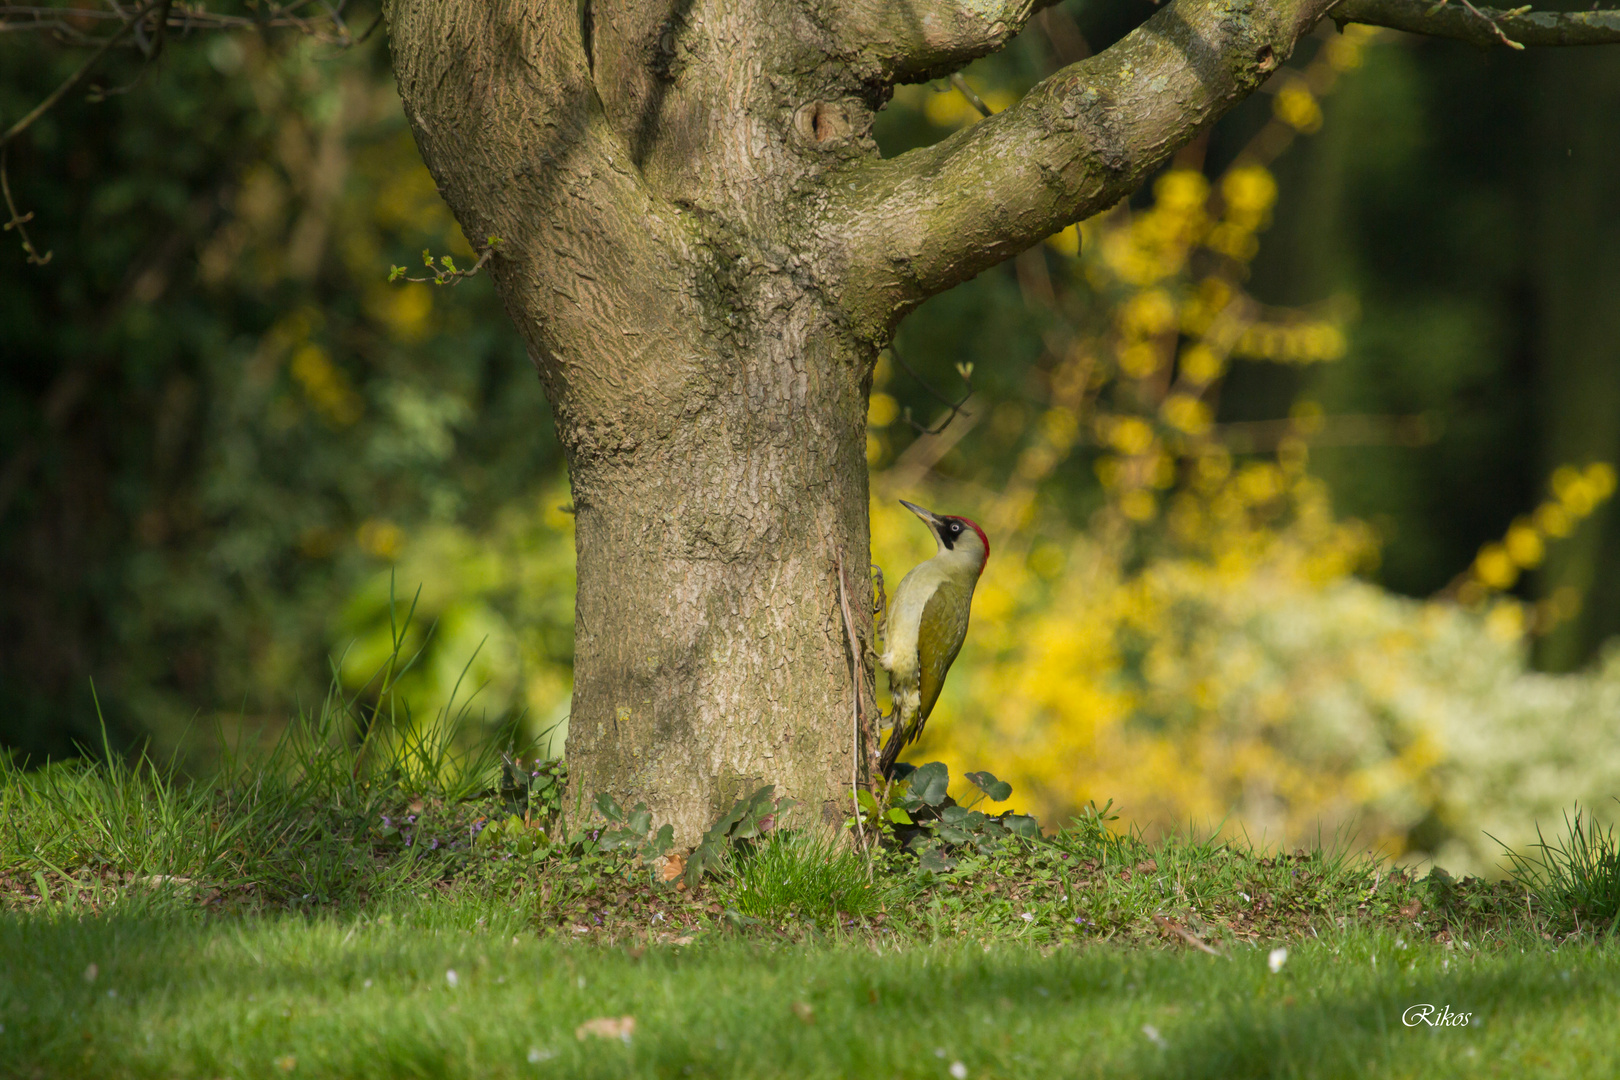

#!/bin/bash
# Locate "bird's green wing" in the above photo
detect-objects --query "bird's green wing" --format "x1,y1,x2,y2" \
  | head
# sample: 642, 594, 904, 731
916, 582, 972, 721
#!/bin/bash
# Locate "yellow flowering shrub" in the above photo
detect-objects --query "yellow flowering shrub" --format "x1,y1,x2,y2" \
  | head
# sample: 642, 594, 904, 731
867, 24, 1620, 874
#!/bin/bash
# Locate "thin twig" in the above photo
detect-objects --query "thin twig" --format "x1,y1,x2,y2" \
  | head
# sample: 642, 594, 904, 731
888, 340, 973, 436
1, 0, 156, 149
1455, 0, 1528, 47
950, 73, 993, 118
0, 146, 49, 265
1332, 0, 1620, 48
834, 549, 873, 872
0, 2, 360, 44
1152, 915, 1224, 956
389, 240, 502, 286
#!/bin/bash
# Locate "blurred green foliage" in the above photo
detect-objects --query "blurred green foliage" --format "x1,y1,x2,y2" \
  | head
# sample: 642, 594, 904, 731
1, 18, 562, 761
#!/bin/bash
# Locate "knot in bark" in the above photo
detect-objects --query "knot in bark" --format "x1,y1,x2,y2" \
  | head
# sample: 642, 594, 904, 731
794, 100, 854, 146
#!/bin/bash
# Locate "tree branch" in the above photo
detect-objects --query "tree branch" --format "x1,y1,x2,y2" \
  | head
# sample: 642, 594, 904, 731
0, 0, 155, 149
1332, 0, 1620, 49
0, 2, 359, 44
827, 0, 1064, 84
831, 0, 1335, 337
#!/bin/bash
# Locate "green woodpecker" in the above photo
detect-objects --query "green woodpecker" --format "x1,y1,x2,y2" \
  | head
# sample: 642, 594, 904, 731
878, 500, 990, 775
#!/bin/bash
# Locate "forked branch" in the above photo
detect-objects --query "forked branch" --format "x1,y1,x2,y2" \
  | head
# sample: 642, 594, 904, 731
1333, 0, 1620, 49
830, 0, 1620, 337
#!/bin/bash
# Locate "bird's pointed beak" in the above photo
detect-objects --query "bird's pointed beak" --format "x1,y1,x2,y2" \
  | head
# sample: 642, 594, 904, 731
898, 499, 942, 526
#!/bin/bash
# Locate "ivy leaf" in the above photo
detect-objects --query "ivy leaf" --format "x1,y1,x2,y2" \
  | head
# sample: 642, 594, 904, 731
1002, 814, 1041, 839
640, 824, 674, 870
965, 770, 1012, 802
916, 843, 957, 874
625, 805, 652, 837
593, 792, 624, 824
908, 762, 950, 807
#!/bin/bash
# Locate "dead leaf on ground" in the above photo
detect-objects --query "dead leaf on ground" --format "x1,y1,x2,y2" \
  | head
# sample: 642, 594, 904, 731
792, 1001, 815, 1024
1398, 899, 1423, 918
670, 935, 695, 946
275, 1055, 297, 1072
658, 853, 686, 883
575, 1015, 636, 1042
1135, 859, 1158, 874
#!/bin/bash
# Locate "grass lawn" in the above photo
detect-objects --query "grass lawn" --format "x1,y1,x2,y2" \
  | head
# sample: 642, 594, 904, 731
5, 711, 1620, 1078
5, 911, 1619, 1079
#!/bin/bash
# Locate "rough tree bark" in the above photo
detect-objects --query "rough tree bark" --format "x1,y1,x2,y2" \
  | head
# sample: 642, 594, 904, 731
382, 0, 1620, 841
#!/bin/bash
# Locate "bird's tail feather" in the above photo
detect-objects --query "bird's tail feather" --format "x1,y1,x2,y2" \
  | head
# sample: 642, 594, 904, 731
877, 715, 924, 778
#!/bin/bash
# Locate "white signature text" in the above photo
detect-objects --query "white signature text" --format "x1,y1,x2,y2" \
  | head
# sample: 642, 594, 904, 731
1402, 1004, 1473, 1028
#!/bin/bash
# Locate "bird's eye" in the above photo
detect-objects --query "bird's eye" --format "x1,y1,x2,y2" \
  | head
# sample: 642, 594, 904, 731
949, 523, 961, 533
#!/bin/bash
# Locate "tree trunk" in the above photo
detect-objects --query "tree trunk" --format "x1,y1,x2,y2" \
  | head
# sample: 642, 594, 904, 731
379, 0, 1486, 839
384, 0, 897, 838
1530, 45, 1620, 671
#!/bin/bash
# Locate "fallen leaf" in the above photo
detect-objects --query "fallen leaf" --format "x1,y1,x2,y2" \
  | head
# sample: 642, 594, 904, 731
275, 1055, 297, 1072
1398, 899, 1423, 918
792, 1001, 815, 1024
408, 797, 425, 813
659, 853, 686, 883
670, 935, 695, 946
575, 1015, 635, 1042
1135, 859, 1158, 874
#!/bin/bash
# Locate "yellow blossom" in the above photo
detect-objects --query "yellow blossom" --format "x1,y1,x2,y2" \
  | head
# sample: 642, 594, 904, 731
1273, 81, 1323, 134
1534, 502, 1573, 538
1473, 543, 1518, 590
1179, 344, 1225, 384
1118, 342, 1164, 379
1121, 290, 1179, 337
1222, 165, 1278, 218
1161, 395, 1213, 436
1120, 489, 1157, 521
867, 392, 899, 428
1109, 416, 1156, 456
1504, 521, 1544, 568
